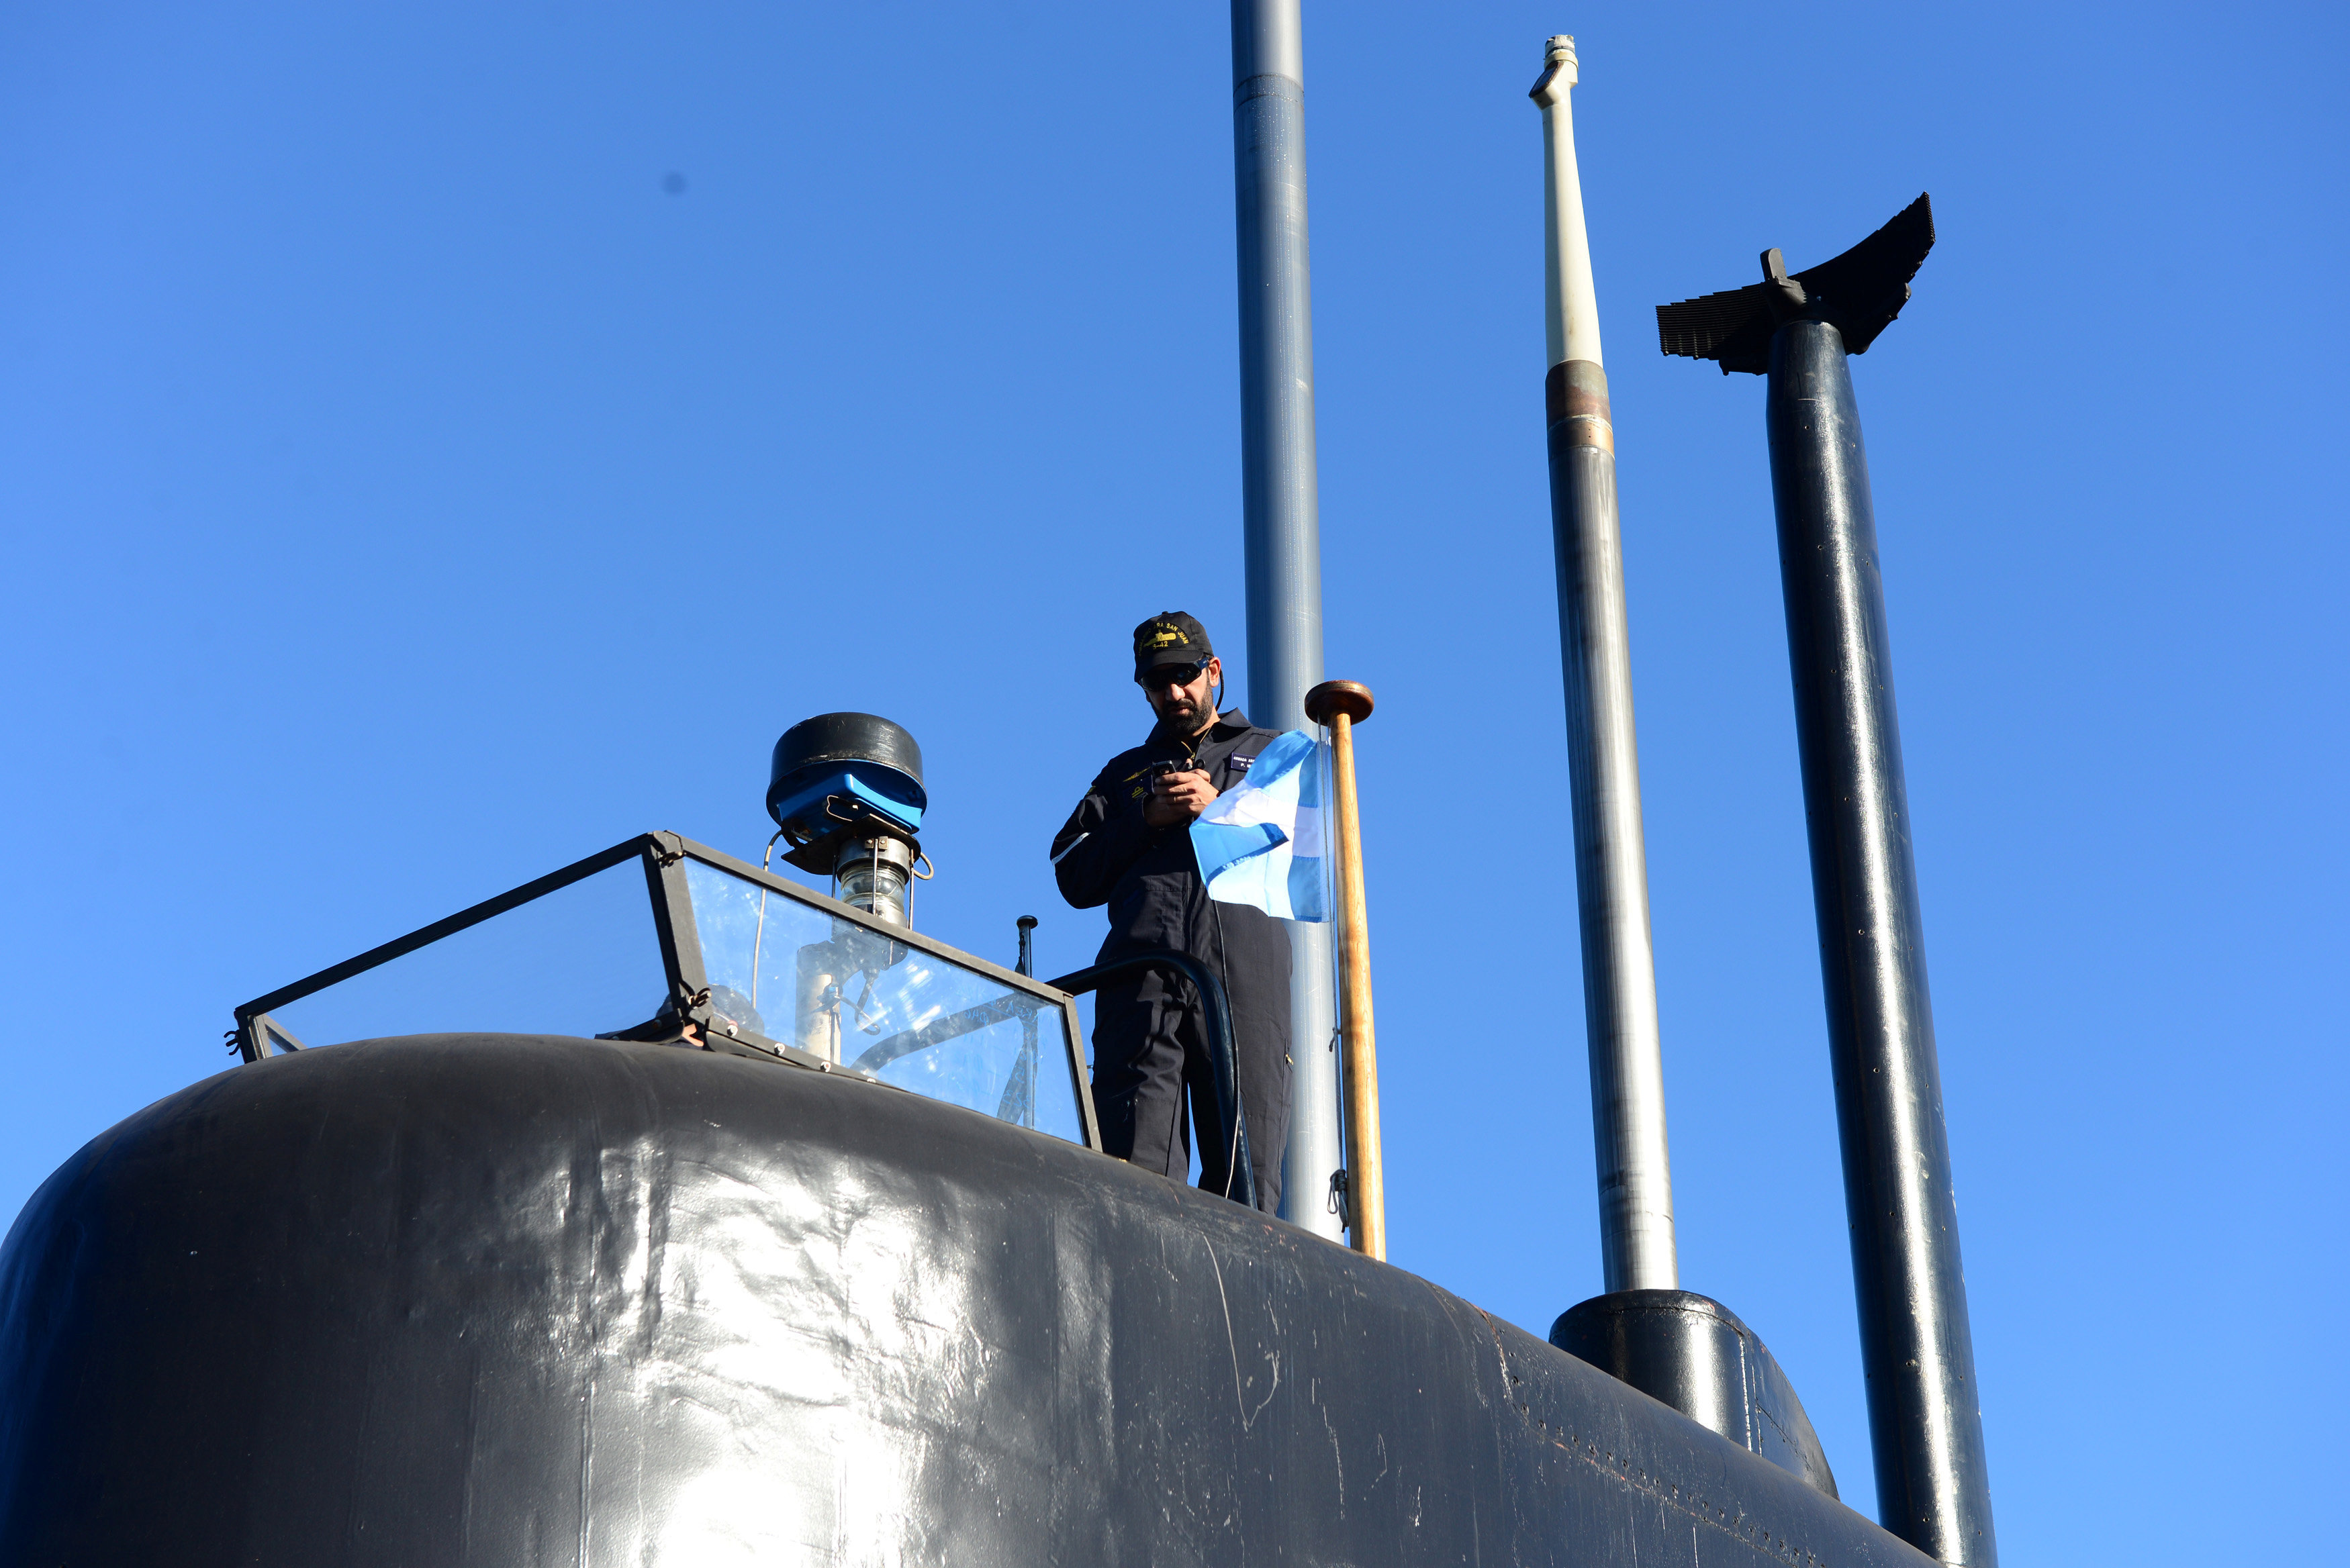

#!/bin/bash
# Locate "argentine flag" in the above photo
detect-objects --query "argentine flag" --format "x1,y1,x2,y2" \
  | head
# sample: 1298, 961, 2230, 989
1189, 730, 1329, 922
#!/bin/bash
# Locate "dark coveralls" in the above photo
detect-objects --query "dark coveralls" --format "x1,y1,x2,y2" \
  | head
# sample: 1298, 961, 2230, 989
1051, 709, 1292, 1211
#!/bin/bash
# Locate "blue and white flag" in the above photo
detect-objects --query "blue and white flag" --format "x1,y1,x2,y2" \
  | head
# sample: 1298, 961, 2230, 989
1189, 730, 1329, 922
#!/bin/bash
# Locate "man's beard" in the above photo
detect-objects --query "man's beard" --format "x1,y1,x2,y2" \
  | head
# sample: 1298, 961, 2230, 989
1159, 690, 1212, 734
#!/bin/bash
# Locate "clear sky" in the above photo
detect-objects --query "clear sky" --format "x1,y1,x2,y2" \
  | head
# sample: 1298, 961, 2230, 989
3, 3, 2343, 1561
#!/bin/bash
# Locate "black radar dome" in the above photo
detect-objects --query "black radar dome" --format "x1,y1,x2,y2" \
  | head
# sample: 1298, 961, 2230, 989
767, 712, 927, 830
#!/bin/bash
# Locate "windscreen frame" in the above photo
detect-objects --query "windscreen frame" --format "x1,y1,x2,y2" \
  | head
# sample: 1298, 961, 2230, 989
665, 834, 1099, 1153
229, 830, 1100, 1153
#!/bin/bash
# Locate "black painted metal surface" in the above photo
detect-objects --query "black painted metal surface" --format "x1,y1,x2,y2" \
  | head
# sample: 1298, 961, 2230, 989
768, 711, 925, 802
1765, 321, 1996, 1566
1552, 1289, 1836, 1500
1656, 195, 1934, 375
0, 1034, 1939, 1566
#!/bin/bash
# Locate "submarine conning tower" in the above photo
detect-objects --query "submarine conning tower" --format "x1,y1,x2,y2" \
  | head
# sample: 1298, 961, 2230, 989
0, 22, 1993, 1560
0, 1035, 1932, 1567
0, 695, 1938, 1565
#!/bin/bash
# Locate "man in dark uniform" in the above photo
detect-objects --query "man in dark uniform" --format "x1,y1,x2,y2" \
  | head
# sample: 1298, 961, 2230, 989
1051, 612, 1292, 1212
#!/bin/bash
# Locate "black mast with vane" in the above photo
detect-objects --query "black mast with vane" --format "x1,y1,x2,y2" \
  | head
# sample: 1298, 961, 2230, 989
1658, 195, 1999, 1568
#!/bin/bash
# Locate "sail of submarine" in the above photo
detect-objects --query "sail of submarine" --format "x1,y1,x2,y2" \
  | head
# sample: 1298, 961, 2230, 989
0, 21, 1986, 1568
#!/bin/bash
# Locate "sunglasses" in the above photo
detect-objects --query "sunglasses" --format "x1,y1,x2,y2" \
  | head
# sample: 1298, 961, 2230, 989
1137, 658, 1212, 690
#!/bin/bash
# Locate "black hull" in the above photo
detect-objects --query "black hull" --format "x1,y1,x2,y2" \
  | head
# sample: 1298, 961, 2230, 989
0, 1036, 1930, 1565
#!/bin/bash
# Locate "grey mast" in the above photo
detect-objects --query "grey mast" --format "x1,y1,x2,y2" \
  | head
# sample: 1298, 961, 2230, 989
1657, 194, 2000, 1567
1229, 0, 1342, 1240
1530, 35, 1679, 1294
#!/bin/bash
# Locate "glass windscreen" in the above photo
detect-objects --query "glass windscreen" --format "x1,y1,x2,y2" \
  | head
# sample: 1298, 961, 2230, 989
683, 859, 1083, 1144
264, 859, 668, 1049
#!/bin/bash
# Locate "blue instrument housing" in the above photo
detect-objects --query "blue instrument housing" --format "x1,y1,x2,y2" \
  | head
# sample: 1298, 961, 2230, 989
767, 765, 925, 839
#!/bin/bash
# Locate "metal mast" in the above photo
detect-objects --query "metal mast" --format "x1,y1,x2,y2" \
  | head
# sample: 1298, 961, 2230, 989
1230, 0, 1342, 1240
1768, 317, 1997, 1567
1657, 195, 1998, 1566
1532, 35, 1678, 1293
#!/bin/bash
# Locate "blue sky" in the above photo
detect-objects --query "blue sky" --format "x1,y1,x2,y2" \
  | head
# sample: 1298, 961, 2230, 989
2, 3, 2343, 1561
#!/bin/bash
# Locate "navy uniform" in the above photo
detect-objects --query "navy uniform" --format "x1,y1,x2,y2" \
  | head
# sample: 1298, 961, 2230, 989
1050, 615, 1292, 1210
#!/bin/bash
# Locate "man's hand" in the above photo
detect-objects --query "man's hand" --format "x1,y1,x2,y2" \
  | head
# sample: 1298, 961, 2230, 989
1141, 768, 1217, 828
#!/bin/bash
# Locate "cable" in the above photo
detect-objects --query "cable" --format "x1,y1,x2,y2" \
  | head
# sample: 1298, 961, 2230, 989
1207, 892, 1245, 1204
1191, 720, 1246, 1206
751, 826, 786, 1010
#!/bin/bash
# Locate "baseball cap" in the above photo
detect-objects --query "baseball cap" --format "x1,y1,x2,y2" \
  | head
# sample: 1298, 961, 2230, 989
1131, 611, 1214, 681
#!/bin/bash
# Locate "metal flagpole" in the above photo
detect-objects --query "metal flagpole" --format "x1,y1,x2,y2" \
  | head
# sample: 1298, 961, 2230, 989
1531, 35, 1679, 1293
1231, 0, 1343, 1240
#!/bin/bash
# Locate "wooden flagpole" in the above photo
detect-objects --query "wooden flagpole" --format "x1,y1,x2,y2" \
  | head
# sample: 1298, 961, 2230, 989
1305, 680, 1382, 1259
